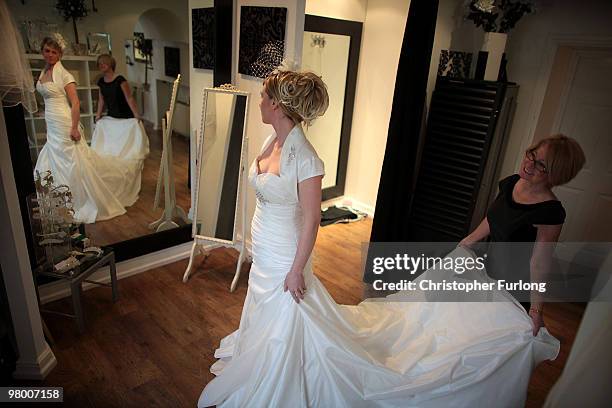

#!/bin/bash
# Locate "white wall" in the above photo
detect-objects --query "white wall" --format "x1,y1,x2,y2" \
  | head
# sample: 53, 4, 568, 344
127, 35, 190, 126
130, 13, 189, 127
342, 0, 410, 214
498, 0, 612, 179
305, 0, 367, 22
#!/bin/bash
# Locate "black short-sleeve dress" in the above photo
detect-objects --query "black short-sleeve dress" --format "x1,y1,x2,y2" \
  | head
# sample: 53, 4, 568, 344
486, 174, 565, 306
97, 75, 133, 119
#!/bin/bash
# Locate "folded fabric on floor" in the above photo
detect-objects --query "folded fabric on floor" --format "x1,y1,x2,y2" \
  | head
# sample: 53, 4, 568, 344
321, 205, 364, 226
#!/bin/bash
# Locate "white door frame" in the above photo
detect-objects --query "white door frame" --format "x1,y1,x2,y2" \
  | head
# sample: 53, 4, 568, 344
514, 34, 612, 172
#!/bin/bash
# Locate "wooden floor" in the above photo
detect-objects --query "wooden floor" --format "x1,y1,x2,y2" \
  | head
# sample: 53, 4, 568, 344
20, 218, 584, 407
85, 122, 191, 247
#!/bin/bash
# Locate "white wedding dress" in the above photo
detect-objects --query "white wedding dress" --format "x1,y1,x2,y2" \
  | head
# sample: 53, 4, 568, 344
198, 126, 560, 407
34, 62, 142, 223
91, 116, 149, 161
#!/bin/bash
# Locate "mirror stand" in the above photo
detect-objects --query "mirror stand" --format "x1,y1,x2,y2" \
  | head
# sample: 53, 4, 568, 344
182, 87, 251, 291
150, 75, 189, 232
182, 167, 249, 291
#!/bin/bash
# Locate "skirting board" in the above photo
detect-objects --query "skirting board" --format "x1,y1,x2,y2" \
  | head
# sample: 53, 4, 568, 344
38, 241, 194, 304
13, 343, 57, 380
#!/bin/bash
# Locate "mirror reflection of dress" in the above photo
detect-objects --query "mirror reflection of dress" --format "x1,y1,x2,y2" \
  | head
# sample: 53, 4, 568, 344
198, 125, 560, 407
34, 61, 141, 223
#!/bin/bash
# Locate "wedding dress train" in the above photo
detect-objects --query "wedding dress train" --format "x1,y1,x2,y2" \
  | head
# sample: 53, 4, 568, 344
198, 126, 559, 407
34, 74, 142, 223
91, 116, 149, 161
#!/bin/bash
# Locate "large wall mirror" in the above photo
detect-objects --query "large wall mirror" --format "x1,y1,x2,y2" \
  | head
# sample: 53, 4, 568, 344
302, 15, 362, 201
6, 0, 233, 264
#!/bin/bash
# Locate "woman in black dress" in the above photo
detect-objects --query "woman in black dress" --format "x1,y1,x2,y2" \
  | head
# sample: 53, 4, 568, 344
460, 134, 585, 335
95, 54, 140, 120
91, 54, 149, 162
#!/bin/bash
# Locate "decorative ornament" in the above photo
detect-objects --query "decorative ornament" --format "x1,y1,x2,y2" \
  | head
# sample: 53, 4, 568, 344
465, 0, 535, 33
218, 84, 238, 91
34, 170, 79, 264
55, 0, 88, 44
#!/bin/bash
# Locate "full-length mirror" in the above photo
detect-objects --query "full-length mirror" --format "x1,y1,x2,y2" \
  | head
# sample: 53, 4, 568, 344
193, 88, 249, 243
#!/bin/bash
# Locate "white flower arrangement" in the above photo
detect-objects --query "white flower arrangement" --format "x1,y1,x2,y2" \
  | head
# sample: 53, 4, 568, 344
465, 0, 536, 33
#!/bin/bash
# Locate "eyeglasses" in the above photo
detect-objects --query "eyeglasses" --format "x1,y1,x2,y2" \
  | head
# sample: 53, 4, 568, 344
525, 150, 548, 174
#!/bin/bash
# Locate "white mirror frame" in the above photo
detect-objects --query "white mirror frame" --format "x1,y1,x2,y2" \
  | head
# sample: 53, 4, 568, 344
183, 86, 250, 291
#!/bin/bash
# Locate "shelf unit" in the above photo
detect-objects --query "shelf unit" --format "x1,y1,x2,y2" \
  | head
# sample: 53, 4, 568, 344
24, 54, 102, 164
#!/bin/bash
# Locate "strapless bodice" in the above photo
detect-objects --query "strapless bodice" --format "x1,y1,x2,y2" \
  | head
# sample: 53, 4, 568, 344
36, 80, 71, 122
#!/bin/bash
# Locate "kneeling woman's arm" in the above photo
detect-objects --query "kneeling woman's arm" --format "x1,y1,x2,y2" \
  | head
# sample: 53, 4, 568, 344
284, 175, 323, 303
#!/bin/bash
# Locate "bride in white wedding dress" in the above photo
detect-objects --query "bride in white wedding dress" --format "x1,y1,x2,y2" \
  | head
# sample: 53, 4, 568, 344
198, 70, 560, 407
33, 37, 142, 223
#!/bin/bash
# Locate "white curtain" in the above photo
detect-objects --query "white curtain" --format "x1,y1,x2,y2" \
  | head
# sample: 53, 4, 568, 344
543, 253, 612, 407
0, 1, 37, 113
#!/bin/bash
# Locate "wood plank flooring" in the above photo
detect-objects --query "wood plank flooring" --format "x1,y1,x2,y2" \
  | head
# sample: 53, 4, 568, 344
17, 218, 584, 407
85, 122, 191, 247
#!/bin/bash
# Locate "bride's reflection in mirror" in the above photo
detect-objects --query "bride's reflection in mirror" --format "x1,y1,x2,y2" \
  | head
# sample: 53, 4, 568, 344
12, 0, 214, 246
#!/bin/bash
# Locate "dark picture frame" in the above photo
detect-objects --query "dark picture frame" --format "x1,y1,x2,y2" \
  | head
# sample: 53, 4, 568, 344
192, 7, 215, 69
164, 46, 180, 78
134, 39, 152, 63
238, 6, 287, 78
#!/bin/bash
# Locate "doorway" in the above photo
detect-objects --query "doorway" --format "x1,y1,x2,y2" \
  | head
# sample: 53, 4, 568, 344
536, 47, 612, 243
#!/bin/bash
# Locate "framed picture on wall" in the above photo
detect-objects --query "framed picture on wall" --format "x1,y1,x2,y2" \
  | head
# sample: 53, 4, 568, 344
87, 32, 111, 55
164, 46, 180, 78
238, 6, 287, 78
192, 7, 215, 69
133, 32, 152, 64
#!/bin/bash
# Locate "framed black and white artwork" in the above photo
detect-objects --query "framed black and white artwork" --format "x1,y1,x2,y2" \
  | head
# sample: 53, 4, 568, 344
164, 47, 180, 78
437, 50, 473, 80
192, 7, 215, 70
239, 6, 287, 78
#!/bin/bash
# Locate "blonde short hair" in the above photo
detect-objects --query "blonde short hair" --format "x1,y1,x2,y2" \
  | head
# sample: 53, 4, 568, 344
527, 134, 586, 186
264, 70, 329, 126
40, 37, 63, 54
97, 54, 116, 71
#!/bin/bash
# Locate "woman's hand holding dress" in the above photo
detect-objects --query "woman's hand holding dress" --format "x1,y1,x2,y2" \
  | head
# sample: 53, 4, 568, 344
284, 270, 306, 303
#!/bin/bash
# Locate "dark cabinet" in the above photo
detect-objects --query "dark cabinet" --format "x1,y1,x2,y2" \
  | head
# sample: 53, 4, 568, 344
406, 77, 518, 241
